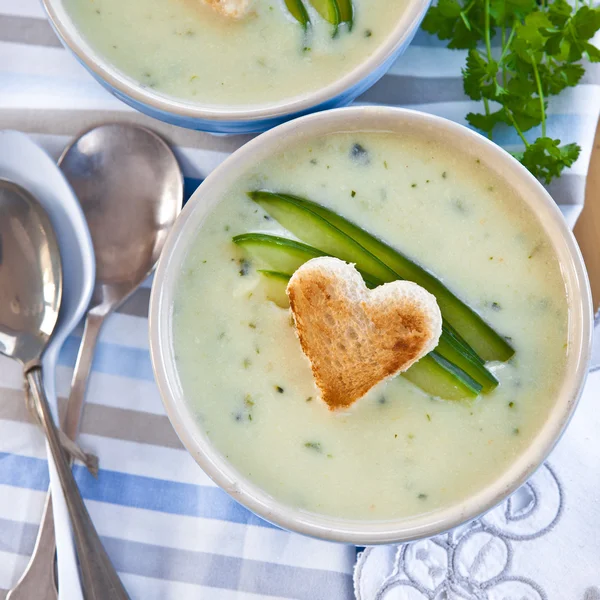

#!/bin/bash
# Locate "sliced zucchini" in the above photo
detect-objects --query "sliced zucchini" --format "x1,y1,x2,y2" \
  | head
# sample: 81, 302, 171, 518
284, 0, 311, 29
404, 353, 482, 400
258, 269, 291, 281
336, 0, 353, 29
257, 270, 291, 307
441, 318, 485, 365
436, 336, 497, 393
249, 191, 514, 363
233, 233, 325, 273
308, 0, 340, 34
247, 192, 397, 282
235, 232, 380, 288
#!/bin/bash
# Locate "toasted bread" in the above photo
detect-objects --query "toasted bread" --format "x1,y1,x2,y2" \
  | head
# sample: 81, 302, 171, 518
287, 257, 442, 409
203, 0, 251, 18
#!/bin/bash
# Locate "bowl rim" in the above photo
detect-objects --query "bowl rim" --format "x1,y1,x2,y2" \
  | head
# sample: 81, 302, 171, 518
149, 106, 593, 545
42, 0, 429, 123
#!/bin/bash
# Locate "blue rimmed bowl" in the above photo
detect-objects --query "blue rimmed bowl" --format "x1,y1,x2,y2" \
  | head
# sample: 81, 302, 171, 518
42, 0, 430, 134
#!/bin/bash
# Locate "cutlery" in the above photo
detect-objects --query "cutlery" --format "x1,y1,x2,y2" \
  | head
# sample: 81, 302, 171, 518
0, 130, 95, 600
58, 123, 183, 441
0, 179, 129, 599
13, 123, 183, 599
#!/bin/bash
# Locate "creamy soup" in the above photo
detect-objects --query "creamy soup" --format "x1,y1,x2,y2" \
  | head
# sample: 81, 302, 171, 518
172, 130, 569, 520
64, 0, 407, 106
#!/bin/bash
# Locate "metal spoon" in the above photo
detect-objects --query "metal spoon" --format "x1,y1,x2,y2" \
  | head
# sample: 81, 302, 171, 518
58, 123, 183, 440
10, 123, 183, 599
0, 179, 129, 600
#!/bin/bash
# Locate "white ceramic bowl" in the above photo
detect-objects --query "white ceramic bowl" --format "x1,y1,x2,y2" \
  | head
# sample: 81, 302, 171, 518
42, 0, 430, 134
149, 106, 593, 544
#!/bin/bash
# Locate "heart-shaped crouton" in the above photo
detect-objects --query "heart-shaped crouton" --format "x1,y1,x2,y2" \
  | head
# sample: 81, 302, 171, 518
287, 257, 442, 410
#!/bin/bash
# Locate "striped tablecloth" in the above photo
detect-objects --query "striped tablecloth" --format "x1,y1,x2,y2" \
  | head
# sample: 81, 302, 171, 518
0, 1, 599, 599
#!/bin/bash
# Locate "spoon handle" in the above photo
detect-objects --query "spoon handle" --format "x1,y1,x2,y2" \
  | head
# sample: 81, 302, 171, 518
6, 493, 58, 600
26, 367, 130, 600
9, 309, 109, 599
63, 309, 107, 438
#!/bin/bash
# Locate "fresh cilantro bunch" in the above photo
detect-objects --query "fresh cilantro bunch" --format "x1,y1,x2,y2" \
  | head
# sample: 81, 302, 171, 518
422, 0, 600, 183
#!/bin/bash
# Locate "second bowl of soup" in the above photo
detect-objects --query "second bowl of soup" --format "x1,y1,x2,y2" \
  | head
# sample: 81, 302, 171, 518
150, 107, 592, 543
44, 0, 429, 133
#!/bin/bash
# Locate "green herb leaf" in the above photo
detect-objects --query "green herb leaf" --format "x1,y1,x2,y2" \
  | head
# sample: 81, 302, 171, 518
422, 0, 599, 183
489, 0, 535, 25
571, 6, 600, 41
438, 0, 463, 18
466, 109, 508, 135
422, 0, 484, 49
514, 138, 580, 183
514, 12, 552, 56
463, 50, 505, 100
547, 0, 572, 27
584, 42, 600, 63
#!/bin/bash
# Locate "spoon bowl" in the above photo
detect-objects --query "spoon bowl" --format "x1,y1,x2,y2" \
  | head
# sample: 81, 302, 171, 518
0, 179, 62, 367
59, 123, 183, 308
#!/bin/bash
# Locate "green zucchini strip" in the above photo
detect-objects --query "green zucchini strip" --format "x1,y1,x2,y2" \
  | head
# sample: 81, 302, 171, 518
308, 0, 340, 35
336, 0, 353, 29
249, 191, 514, 363
284, 0, 311, 29
406, 353, 483, 400
235, 233, 497, 394
257, 269, 292, 281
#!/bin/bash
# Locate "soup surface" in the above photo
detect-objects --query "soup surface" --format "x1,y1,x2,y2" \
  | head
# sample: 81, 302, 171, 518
172, 130, 569, 520
64, 0, 407, 106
